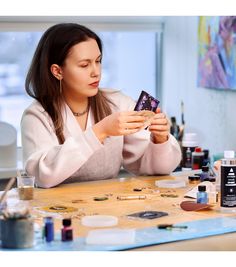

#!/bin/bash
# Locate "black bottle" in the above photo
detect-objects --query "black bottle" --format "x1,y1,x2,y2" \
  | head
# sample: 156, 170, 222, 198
221, 151, 236, 211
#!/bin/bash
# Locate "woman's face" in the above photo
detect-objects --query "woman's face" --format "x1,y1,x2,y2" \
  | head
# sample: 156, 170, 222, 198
61, 38, 102, 101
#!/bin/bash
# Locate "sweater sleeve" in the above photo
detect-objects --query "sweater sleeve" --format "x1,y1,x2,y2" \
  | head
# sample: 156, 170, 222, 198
21, 107, 103, 188
122, 131, 182, 175
107, 90, 182, 175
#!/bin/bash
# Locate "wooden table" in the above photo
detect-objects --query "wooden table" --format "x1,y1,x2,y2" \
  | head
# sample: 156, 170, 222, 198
30, 173, 236, 251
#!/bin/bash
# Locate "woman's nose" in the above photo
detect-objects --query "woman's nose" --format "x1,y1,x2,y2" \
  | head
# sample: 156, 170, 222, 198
91, 63, 100, 77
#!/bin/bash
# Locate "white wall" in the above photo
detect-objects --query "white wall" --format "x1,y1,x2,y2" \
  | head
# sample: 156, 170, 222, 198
162, 16, 236, 157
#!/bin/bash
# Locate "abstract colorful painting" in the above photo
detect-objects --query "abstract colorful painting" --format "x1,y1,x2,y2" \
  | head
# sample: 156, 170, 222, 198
198, 16, 236, 89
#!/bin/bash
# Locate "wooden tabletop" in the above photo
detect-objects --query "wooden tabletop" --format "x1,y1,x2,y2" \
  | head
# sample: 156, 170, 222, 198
30, 174, 236, 250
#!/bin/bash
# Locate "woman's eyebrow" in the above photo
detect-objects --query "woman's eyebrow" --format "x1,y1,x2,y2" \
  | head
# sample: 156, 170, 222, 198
78, 54, 102, 63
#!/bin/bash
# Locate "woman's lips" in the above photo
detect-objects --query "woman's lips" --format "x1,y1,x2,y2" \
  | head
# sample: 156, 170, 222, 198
89, 81, 99, 87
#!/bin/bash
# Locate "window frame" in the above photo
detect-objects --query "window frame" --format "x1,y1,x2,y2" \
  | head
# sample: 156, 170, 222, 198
0, 16, 164, 148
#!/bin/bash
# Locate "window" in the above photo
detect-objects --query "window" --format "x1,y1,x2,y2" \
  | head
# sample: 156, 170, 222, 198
0, 21, 163, 146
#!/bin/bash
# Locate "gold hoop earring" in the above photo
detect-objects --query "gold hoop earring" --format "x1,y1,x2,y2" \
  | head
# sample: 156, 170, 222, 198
59, 79, 62, 94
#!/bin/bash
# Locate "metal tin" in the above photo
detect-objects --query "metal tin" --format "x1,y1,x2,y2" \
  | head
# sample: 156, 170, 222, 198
0, 217, 34, 248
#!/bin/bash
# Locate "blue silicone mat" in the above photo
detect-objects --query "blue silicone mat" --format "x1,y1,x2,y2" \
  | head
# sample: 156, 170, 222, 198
1, 216, 236, 251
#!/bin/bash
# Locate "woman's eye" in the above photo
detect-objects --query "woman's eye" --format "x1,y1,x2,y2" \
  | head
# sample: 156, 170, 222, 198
80, 64, 88, 68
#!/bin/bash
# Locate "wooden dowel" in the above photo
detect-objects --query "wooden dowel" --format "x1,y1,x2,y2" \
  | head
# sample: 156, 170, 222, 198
0, 177, 16, 206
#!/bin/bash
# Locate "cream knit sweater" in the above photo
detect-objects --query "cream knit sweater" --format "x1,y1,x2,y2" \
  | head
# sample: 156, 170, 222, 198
21, 89, 181, 188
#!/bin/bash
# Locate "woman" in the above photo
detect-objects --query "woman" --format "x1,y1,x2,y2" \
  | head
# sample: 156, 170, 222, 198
21, 23, 181, 188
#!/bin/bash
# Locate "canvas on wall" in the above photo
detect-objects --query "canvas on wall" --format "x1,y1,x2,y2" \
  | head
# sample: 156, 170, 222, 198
198, 16, 236, 90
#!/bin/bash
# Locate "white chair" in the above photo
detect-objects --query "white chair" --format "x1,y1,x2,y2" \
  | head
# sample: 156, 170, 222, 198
0, 121, 17, 168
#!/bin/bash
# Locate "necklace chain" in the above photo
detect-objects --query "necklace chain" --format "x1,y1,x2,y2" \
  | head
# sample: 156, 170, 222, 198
72, 105, 89, 117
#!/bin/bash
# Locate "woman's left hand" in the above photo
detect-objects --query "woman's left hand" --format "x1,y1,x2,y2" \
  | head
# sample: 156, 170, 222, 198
148, 108, 170, 144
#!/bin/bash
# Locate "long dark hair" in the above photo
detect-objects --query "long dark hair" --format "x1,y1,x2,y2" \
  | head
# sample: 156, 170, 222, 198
25, 23, 114, 144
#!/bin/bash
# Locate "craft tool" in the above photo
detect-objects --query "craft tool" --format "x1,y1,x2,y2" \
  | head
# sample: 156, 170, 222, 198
117, 195, 146, 200
0, 177, 15, 207
93, 196, 108, 201
157, 224, 188, 230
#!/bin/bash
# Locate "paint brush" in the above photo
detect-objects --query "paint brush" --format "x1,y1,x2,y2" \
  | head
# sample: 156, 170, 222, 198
181, 100, 185, 125
0, 177, 16, 206
17, 170, 22, 179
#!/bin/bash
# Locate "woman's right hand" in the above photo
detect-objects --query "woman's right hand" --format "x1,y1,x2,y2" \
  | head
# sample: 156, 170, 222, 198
92, 111, 146, 142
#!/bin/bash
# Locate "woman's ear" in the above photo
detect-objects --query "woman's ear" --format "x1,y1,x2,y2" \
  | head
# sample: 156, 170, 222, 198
50, 64, 63, 80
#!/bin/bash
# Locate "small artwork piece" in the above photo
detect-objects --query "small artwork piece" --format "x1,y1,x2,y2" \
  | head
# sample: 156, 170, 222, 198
134, 90, 159, 112
198, 16, 236, 90
127, 210, 168, 220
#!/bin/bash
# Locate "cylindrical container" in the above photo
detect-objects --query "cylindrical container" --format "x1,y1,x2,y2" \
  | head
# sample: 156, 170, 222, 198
188, 175, 200, 185
192, 147, 204, 170
17, 175, 35, 200
200, 166, 209, 182
44, 217, 54, 242
203, 149, 210, 166
0, 217, 34, 248
220, 150, 236, 211
181, 133, 198, 169
61, 218, 73, 241
197, 185, 208, 204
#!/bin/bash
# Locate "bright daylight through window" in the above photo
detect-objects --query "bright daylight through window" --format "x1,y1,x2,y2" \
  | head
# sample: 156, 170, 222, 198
0, 31, 160, 146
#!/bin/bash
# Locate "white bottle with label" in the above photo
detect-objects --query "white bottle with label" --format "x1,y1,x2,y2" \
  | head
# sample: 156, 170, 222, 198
220, 150, 236, 212
181, 133, 198, 170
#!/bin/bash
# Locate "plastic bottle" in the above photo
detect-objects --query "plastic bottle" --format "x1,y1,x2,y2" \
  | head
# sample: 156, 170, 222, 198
200, 166, 209, 182
181, 133, 198, 170
170, 117, 180, 139
203, 149, 210, 166
192, 147, 204, 170
44, 217, 54, 242
220, 150, 236, 212
197, 185, 208, 204
185, 147, 192, 169
61, 218, 73, 241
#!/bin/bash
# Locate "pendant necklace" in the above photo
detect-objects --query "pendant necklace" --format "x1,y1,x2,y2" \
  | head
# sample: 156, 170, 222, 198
72, 104, 89, 117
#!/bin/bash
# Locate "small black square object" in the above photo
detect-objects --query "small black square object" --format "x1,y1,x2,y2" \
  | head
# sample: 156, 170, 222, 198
127, 210, 168, 220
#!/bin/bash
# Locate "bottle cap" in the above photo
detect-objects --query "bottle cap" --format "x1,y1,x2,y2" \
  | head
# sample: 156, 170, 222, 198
182, 133, 198, 147
202, 166, 209, 172
195, 147, 202, 153
188, 175, 200, 182
62, 218, 71, 227
203, 149, 209, 159
198, 185, 206, 192
224, 150, 235, 159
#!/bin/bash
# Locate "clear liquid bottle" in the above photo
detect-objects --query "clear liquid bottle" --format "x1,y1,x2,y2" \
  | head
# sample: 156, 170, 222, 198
220, 150, 236, 212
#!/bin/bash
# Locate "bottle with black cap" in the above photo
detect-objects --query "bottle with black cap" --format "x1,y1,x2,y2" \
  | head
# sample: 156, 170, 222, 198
197, 185, 208, 204
61, 218, 73, 241
200, 166, 209, 182
221, 150, 236, 212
